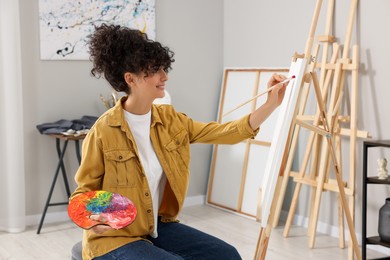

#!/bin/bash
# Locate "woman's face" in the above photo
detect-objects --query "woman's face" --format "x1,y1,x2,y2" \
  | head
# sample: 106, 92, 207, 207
133, 69, 168, 101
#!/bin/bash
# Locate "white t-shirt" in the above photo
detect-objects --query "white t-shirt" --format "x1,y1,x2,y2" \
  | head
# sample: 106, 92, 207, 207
124, 109, 166, 238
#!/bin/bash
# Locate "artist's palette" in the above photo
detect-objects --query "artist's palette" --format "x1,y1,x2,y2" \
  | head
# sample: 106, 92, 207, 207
68, 190, 137, 230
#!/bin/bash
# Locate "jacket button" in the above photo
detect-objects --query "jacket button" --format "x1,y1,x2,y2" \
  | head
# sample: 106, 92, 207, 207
145, 192, 149, 196
118, 155, 123, 160
175, 140, 180, 145
147, 209, 152, 213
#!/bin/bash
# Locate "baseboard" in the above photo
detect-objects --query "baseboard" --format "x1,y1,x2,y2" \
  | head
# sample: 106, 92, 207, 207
183, 195, 206, 207
26, 211, 70, 227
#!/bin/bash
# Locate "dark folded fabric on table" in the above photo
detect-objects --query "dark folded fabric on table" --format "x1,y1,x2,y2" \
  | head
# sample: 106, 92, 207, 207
36, 115, 98, 135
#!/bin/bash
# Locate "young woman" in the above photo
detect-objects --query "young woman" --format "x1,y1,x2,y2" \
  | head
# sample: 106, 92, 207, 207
71, 23, 287, 260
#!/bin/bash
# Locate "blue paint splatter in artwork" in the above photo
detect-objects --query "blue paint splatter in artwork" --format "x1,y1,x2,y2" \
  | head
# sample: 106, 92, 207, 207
134, 1, 148, 17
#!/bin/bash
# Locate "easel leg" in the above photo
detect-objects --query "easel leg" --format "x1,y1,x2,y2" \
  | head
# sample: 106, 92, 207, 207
255, 176, 283, 259
338, 193, 345, 248
347, 45, 359, 260
348, 196, 355, 259
308, 135, 322, 232
283, 180, 303, 237
308, 140, 330, 247
336, 134, 345, 249
272, 125, 300, 228
254, 227, 269, 260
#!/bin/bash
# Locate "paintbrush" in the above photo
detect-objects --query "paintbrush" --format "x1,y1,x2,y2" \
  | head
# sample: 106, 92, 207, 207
222, 75, 296, 117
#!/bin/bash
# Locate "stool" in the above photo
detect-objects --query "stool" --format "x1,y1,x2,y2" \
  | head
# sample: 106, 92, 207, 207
71, 241, 82, 260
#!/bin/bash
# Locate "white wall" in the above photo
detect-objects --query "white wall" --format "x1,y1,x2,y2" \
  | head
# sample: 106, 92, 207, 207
19, 0, 223, 217
155, 0, 223, 197
224, 0, 390, 241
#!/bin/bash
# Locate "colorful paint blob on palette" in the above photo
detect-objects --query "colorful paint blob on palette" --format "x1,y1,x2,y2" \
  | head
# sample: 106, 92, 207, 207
68, 190, 137, 230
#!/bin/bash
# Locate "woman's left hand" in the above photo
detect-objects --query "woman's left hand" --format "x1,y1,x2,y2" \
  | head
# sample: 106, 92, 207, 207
89, 214, 114, 234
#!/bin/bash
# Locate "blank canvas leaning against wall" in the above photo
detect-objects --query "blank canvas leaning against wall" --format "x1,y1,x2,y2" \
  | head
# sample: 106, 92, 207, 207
206, 67, 289, 218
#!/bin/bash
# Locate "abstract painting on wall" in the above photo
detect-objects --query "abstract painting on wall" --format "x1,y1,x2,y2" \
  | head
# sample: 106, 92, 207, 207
38, 0, 155, 60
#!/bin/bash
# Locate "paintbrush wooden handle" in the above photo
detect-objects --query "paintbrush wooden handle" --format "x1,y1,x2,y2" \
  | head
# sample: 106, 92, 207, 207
222, 76, 294, 118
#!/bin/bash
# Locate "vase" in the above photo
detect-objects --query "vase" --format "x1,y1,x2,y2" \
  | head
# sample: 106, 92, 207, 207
378, 198, 390, 242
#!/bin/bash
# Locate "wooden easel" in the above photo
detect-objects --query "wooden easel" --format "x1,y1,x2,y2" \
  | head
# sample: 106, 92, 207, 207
254, 0, 367, 259
276, 2, 369, 258
254, 70, 362, 260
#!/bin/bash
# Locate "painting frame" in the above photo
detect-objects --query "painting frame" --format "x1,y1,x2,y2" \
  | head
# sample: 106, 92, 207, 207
38, 0, 156, 60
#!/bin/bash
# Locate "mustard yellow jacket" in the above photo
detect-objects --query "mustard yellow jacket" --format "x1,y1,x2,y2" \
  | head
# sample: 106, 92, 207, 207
71, 96, 259, 259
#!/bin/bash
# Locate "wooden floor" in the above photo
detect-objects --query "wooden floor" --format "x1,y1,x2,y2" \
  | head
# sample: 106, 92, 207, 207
0, 204, 387, 259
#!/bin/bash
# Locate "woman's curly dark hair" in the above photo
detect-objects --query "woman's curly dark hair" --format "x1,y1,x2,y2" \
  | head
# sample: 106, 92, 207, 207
88, 24, 175, 94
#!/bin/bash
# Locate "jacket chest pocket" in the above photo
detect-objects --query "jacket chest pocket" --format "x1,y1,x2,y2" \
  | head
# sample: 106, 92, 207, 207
104, 149, 139, 187
165, 130, 190, 173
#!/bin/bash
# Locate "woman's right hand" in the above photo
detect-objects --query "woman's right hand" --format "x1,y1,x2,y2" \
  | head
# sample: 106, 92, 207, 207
89, 214, 114, 234
266, 73, 288, 109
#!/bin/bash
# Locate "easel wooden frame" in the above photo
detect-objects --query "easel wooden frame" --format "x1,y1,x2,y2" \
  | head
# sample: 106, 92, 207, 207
276, 2, 368, 258
254, 0, 366, 259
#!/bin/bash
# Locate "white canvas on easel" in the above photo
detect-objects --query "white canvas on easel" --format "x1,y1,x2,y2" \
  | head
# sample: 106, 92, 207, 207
260, 58, 307, 226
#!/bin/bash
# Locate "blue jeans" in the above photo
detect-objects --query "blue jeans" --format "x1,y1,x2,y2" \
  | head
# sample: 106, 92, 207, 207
94, 219, 242, 259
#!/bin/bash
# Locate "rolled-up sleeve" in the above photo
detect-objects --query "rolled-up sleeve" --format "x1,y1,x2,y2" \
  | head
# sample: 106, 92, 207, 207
236, 114, 260, 138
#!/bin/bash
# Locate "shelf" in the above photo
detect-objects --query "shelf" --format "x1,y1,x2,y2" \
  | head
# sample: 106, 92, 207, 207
367, 236, 390, 248
365, 140, 390, 148
363, 140, 390, 259
367, 177, 390, 185
366, 256, 390, 260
